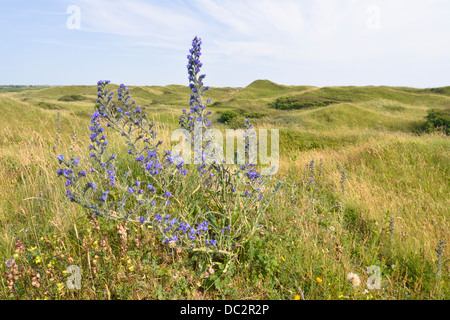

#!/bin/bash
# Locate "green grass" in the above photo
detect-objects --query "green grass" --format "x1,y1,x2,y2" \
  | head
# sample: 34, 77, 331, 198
0, 81, 449, 300
0, 85, 50, 93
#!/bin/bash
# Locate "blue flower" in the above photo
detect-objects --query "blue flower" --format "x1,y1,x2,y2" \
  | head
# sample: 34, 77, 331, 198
88, 182, 97, 190
99, 190, 109, 201
165, 236, 178, 244
57, 155, 64, 163
163, 191, 172, 198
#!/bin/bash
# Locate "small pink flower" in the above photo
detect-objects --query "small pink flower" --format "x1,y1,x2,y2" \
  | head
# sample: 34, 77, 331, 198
5, 258, 15, 267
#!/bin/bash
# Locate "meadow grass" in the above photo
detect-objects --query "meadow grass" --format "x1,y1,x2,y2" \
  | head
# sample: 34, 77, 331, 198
0, 81, 448, 300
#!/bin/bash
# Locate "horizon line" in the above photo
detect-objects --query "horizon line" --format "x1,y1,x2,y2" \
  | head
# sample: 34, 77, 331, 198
0, 80, 449, 90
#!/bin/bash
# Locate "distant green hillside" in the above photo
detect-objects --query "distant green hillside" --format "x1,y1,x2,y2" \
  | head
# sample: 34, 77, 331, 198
8, 80, 450, 108
2, 80, 449, 136
0, 85, 49, 93
296, 86, 450, 107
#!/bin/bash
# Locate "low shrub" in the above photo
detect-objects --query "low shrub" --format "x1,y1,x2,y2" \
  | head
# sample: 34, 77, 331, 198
58, 94, 85, 102
422, 109, 450, 135
218, 110, 238, 123
270, 95, 339, 110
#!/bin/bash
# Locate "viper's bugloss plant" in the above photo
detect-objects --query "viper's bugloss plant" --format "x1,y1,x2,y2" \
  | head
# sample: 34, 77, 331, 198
56, 36, 278, 261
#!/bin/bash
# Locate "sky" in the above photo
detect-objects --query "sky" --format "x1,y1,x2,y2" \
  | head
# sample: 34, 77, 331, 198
0, 0, 449, 88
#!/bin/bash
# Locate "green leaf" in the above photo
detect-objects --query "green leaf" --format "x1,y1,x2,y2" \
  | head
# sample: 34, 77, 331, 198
208, 212, 220, 230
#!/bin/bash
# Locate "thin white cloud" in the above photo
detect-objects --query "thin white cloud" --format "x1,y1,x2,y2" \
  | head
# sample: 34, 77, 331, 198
193, 0, 305, 38
66, 0, 450, 62
195, 0, 450, 63
72, 0, 202, 49
49, 0, 449, 87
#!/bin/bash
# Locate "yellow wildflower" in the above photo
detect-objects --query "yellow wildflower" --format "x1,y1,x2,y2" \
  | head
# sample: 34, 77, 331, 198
316, 277, 323, 284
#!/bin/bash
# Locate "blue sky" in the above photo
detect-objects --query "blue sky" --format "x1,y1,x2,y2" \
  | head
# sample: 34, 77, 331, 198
0, 0, 449, 88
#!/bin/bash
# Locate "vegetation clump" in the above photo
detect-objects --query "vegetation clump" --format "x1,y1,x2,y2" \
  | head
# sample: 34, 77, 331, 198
58, 94, 85, 102
270, 95, 339, 110
422, 109, 450, 135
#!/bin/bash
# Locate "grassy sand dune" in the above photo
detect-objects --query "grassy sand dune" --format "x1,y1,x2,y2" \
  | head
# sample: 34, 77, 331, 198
0, 81, 448, 300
